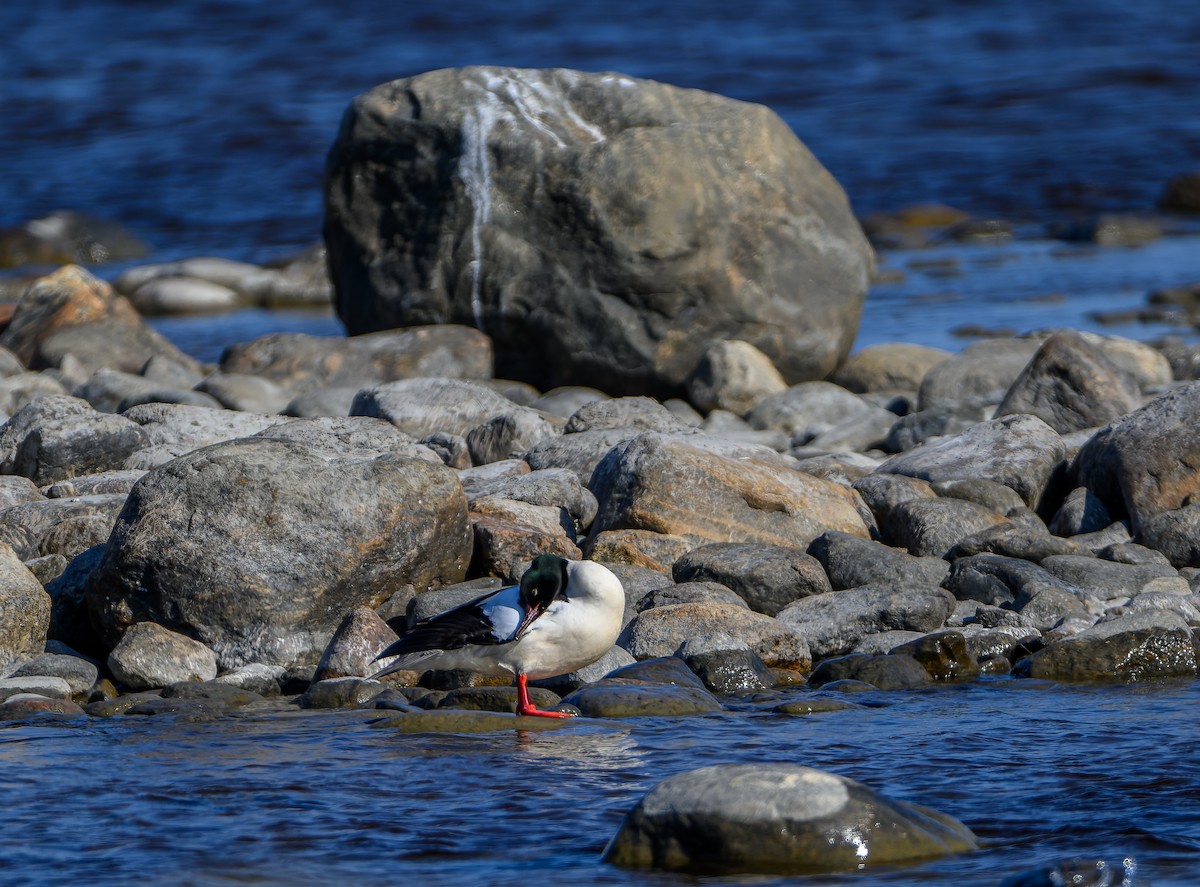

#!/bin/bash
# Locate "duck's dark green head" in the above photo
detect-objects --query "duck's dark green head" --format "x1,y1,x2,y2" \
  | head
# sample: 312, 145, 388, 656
519, 554, 570, 613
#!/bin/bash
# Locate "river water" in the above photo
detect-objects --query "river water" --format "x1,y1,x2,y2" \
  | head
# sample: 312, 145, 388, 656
3, 2, 1200, 884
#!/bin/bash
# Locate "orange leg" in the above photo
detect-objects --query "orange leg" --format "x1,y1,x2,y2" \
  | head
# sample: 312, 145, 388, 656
515, 673, 576, 718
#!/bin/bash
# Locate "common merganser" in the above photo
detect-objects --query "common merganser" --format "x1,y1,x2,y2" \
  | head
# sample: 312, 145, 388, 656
371, 554, 625, 718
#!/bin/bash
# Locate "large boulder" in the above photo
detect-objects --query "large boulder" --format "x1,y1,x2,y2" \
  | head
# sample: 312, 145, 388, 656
87, 438, 471, 668
0, 543, 51, 676
324, 66, 873, 397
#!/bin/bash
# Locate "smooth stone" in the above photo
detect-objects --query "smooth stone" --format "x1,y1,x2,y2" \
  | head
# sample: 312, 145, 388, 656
687, 340, 788, 417
312, 607, 399, 682
0, 544, 52, 675
807, 653, 934, 690
1138, 504, 1200, 568
1016, 609, 1197, 681
559, 681, 721, 718
636, 581, 747, 612
107, 623, 219, 691
0, 675, 72, 701
10, 653, 98, 694
619, 602, 811, 670
436, 685, 563, 714
604, 656, 710, 691
671, 542, 831, 616
604, 763, 976, 873
918, 337, 1042, 411
772, 697, 866, 715
369, 709, 567, 733
889, 631, 980, 681
677, 635, 776, 695
807, 530, 948, 590
159, 680, 265, 708
881, 497, 1009, 558
213, 663, 285, 697
0, 694, 86, 719
301, 677, 386, 709
831, 343, 951, 394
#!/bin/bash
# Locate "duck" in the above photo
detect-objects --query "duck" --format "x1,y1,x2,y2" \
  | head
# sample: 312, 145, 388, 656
371, 554, 625, 718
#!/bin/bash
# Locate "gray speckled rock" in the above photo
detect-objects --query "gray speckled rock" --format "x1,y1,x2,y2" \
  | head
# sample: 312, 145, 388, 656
0, 543, 51, 676
776, 584, 955, 659
918, 337, 1041, 411
687, 340, 788, 417
300, 677, 386, 709
559, 680, 721, 718
876, 414, 1066, 510
671, 542, 831, 616
1138, 504, 1200, 568
351, 378, 524, 439
604, 763, 977, 874
808, 530, 949, 590
107, 622, 218, 691
882, 497, 1009, 558
10, 652, 98, 694
807, 653, 934, 690
619, 602, 810, 670
313, 607, 399, 682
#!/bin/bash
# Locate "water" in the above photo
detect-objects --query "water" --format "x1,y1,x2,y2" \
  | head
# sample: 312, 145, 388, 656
2, 679, 1198, 886
3, 4, 1200, 883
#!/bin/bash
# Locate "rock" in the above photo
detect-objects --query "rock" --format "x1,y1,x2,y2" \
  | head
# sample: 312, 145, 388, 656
560, 681, 721, 717
776, 584, 954, 659
159, 680, 265, 709
530, 387, 609, 418
10, 652, 98, 694
115, 256, 264, 297
947, 522, 1082, 563
791, 452, 880, 485
370, 709, 566, 733
619, 602, 810, 670
0, 544, 51, 675
890, 631, 980, 681
677, 634, 776, 694
1048, 487, 1112, 537
531, 645, 636, 695
565, 396, 694, 435
0, 394, 150, 485
470, 496, 577, 540
0, 211, 149, 269
1038, 554, 1181, 599
1016, 609, 1196, 681
1072, 382, 1200, 531
831, 343, 952, 394
522, 428, 635, 484
437, 685, 564, 714
0, 476, 44, 509
686, 340, 787, 417
194, 372, 293, 414
605, 656, 710, 690
312, 607, 400, 682
351, 378, 525, 439
88, 439, 471, 668
636, 581, 747, 612
943, 554, 1074, 607
882, 497, 1009, 558
73, 368, 213, 413
851, 473, 936, 526
994, 330, 1142, 433
1160, 171, 1200, 212
213, 663, 285, 696
326, 67, 873, 397
220, 327, 494, 393
127, 276, 244, 314
584, 529, 695, 572
590, 433, 871, 549
283, 386, 360, 418
107, 622, 219, 690
251, 416, 440, 464
808, 530, 949, 590
807, 653, 934, 690
875, 414, 1066, 510
746, 381, 880, 442
45, 469, 146, 499
1138, 505, 1200, 567
466, 411, 559, 465
918, 337, 1042, 411
884, 404, 987, 453
0, 265, 202, 376
468, 514, 582, 582
1051, 214, 1161, 247
0, 675, 73, 702
301, 677, 386, 709
604, 763, 976, 873
0, 372, 70, 416
0, 694, 87, 719
671, 542, 831, 616
0, 494, 127, 561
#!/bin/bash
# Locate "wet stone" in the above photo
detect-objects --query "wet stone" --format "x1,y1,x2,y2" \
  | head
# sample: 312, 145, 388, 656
890, 631, 980, 681
807, 653, 934, 690
369, 709, 567, 734
436, 685, 563, 714
559, 681, 722, 718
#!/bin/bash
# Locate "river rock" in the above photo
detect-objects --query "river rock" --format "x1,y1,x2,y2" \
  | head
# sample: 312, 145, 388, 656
251, 416, 440, 464
1137, 504, 1200, 568
194, 372, 293, 414
918, 337, 1042, 411
994, 330, 1142, 433
686, 340, 788, 416
890, 630, 980, 681
0, 543, 51, 676
437, 685, 564, 714
107, 622, 219, 690
677, 634, 776, 694
1072, 381, 1200, 530
807, 652, 934, 689
326, 67, 872, 397
831, 343, 952, 394
10, 652, 99, 695
946, 522, 1082, 563
882, 497, 1010, 558
1038, 554, 1181, 600
590, 432, 871, 549
671, 542, 831, 616
619, 602, 811, 670
213, 663, 285, 697
875, 414, 1066, 509
587, 529, 696, 572
943, 554, 1075, 608
87, 438, 471, 668
313, 607, 400, 682
0, 675, 73, 702
0, 265, 202, 376
746, 381, 879, 441
636, 581, 747, 612
119, 402, 283, 459
1048, 486, 1113, 537
0, 394, 150, 485
851, 473, 936, 526
466, 411, 559, 466
776, 584, 955, 658
0, 493, 127, 561
1016, 609, 1197, 681
808, 530, 949, 589
351, 377, 528, 440
531, 644, 636, 695
221, 327, 494, 393
559, 679, 721, 718
884, 403, 988, 453
469, 513, 582, 582
301, 676, 386, 709
604, 763, 976, 874
73, 368, 216, 413
565, 396, 693, 435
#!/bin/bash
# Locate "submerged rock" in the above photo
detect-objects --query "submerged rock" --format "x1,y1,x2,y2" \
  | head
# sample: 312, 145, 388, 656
604, 763, 977, 873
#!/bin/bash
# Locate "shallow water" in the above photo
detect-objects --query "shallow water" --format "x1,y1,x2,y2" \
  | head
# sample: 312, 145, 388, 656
3, 679, 1198, 886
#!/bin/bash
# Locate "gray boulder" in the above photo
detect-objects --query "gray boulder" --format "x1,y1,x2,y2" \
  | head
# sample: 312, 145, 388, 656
875, 414, 1066, 509
0, 494, 127, 561
107, 622, 219, 691
1138, 505, 1200, 568
325, 66, 873, 397
775, 584, 955, 658
807, 652, 934, 690
0, 394, 149, 485
87, 438, 471, 668
351, 378, 524, 439
881, 497, 1009, 558
831, 343, 952, 394
1017, 609, 1197, 681
618, 602, 810, 670
808, 530, 949, 589
686, 340, 787, 417
994, 330, 1142, 433
1072, 381, 1200, 531
604, 764, 976, 874
671, 542, 831, 616
918, 337, 1042, 411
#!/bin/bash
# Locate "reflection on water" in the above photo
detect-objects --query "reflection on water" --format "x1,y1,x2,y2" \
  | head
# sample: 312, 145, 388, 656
2, 680, 1198, 886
